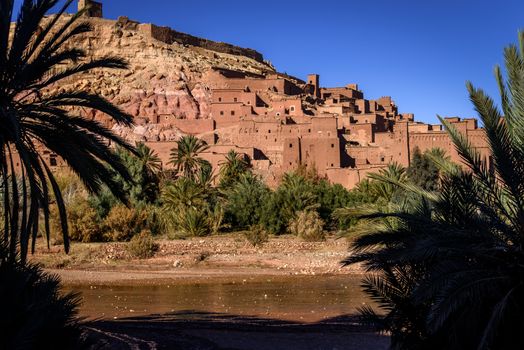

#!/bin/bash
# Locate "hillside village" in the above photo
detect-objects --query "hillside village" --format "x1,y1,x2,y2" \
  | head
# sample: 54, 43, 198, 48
40, 0, 490, 188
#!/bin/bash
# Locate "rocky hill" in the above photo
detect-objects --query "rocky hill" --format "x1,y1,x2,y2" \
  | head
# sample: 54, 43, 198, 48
47, 14, 278, 142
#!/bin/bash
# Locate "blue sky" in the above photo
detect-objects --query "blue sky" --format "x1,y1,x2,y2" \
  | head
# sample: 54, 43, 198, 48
12, 0, 524, 123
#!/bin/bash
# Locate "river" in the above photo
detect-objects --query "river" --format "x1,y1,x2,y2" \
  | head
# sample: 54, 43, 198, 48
65, 275, 371, 323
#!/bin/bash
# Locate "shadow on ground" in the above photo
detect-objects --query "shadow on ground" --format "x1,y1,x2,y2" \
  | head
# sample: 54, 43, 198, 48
83, 311, 389, 350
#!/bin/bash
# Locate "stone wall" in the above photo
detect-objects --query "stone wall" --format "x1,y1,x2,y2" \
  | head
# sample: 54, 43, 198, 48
138, 23, 264, 62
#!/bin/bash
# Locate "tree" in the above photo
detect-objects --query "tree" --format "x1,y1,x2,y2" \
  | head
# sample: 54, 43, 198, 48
368, 162, 408, 203
223, 172, 270, 229
0, 0, 134, 263
114, 142, 161, 205
340, 31, 524, 350
407, 147, 444, 191
169, 135, 209, 180
219, 149, 250, 188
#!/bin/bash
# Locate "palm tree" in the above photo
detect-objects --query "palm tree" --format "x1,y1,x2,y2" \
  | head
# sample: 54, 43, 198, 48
136, 142, 162, 175
218, 149, 250, 187
169, 135, 209, 179
368, 162, 408, 202
0, 0, 135, 263
340, 32, 524, 349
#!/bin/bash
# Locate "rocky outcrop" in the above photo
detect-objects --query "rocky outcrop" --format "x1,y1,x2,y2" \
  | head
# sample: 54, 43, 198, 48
46, 14, 274, 138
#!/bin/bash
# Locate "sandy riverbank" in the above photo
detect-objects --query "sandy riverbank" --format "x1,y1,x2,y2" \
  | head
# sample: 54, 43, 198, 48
30, 233, 364, 284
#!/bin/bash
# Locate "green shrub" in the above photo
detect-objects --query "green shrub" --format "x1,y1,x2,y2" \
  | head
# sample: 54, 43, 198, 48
0, 250, 83, 349
243, 226, 269, 247
51, 199, 104, 243
223, 173, 269, 229
288, 210, 326, 241
103, 205, 149, 241
127, 230, 159, 259
258, 191, 287, 235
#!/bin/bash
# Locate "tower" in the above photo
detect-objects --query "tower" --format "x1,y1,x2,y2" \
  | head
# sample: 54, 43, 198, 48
307, 74, 320, 98
78, 0, 103, 18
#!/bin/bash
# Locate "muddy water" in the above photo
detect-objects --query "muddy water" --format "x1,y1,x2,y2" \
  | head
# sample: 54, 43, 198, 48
65, 275, 371, 323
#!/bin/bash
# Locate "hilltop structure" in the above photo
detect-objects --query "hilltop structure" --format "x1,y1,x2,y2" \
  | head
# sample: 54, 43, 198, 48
27, 2, 490, 189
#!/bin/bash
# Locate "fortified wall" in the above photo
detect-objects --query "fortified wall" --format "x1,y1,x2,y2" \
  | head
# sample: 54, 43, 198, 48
138, 24, 264, 63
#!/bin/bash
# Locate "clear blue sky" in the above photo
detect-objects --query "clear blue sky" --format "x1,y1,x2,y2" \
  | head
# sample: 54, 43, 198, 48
13, 0, 524, 123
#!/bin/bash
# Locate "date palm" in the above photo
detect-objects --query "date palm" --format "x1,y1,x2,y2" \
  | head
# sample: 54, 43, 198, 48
0, 0, 135, 263
218, 149, 250, 187
341, 32, 524, 349
169, 135, 209, 180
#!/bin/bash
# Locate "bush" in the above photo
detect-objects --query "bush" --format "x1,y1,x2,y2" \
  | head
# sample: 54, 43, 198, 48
244, 226, 269, 247
223, 173, 269, 229
103, 205, 149, 241
51, 199, 104, 243
127, 230, 159, 259
288, 210, 326, 241
258, 191, 287, 235
0, 251, 83, 349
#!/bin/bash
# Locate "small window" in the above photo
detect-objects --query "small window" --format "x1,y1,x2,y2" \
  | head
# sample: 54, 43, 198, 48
289, 143, 293, 148
231, 111, 235, 116
268, 130, 271, 134
220, 111, 224, 116
290, 106, 295, 112
290, 162, 292, 165
50, 157, 57, 167
234, 97, 238, 102
308, 129, 311, 133
381, 157, 385, 162
331, 144, 335, 148
247, 101, 251, 105
331, 163, 334, 167
218, 97, 222, 102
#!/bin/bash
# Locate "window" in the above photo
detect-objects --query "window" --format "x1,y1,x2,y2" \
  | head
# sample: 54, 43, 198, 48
50, 156, 57, 167
247, 101, 251, 105
381, 157, 385, 162
220, 111, 224, 116
331, 163, 334, 167
289, 143, 293, 148
268, 130, 271, 134
331, 144, 335, 148
231, 111, 235, 116
234, 97, 238, 102
290, 106, 295, 112
308, 129, 311, 133
218, 97, 222, 102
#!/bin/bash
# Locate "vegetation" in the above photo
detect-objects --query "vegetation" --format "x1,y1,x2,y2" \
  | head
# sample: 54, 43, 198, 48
0, 0, 135, 263
407, 147, 446, 191
0, 248, 83, 350
127, 230, 159, 259
0, 1, 139, 348
339, 32, 524, 349
219, 150, 251, 188
243, 225, 269, 247
288, 210, 325, 241
169, 135, 210, 180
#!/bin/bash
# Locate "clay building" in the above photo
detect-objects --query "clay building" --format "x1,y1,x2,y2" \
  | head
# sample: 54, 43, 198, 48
30, 2, 491, 189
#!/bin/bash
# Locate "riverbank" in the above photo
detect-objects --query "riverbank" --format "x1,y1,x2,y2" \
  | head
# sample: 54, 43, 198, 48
30, 233, 364, 284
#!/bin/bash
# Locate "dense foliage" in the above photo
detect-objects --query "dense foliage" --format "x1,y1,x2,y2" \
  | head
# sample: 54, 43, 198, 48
0, 0, 135, 263
340, 32, 524, 350
0, 247, 83, 350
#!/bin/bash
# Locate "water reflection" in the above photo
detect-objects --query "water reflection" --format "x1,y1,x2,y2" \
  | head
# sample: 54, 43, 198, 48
66, 275, 369, 323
